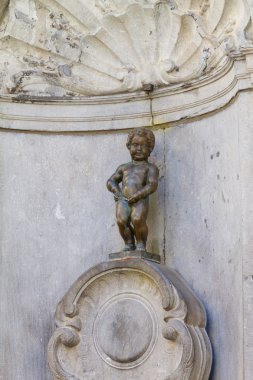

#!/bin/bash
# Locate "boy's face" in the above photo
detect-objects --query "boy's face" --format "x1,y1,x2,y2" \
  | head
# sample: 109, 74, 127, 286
129, 135, 150, 161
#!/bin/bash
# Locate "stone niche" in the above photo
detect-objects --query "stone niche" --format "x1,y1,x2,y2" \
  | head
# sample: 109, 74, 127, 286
2, 1, 253, 379
48, 259, 212, 380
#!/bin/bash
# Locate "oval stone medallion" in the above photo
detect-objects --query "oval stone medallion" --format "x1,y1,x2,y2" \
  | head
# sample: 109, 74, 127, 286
93, 293, 158, 369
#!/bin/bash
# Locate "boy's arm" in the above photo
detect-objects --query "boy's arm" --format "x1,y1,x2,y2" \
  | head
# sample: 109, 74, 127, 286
106, 165, 124, 196
128, 164, 159, 204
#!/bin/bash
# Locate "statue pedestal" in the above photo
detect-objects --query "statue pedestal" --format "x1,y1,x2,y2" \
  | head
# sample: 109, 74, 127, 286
109, 250, 161, 263
48, 258, 212, 380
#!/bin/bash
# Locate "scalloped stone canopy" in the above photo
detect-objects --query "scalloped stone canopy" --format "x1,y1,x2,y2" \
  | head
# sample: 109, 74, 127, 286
0, 0, 250, 97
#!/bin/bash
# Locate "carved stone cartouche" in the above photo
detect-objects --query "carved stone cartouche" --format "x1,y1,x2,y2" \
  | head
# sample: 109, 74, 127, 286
48, 259, 212, 380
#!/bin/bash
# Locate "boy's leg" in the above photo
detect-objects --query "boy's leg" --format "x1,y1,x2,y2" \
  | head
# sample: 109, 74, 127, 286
131, 199, 149, 250
116, 199, 135, 250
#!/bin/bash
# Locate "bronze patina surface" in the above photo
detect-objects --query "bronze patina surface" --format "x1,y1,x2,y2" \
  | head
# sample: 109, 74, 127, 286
107, 128, 159, 252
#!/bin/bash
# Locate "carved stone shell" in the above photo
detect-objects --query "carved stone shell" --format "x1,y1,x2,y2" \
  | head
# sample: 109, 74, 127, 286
0, 0, 250, 96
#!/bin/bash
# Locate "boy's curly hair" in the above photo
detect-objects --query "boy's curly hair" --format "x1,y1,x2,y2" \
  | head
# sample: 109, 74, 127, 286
126, 127, 155, 154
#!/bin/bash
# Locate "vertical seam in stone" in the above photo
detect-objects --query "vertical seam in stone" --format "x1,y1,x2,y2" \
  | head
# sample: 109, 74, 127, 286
150, 97, 154, 127
163, 128, 166, 264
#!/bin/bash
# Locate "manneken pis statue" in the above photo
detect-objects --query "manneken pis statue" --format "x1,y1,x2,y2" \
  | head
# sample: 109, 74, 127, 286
107, 127, 159, 252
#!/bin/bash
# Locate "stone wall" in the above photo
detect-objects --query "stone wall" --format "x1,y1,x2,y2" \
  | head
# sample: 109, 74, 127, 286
1, 1, 253, 379
1, 90, 253, 379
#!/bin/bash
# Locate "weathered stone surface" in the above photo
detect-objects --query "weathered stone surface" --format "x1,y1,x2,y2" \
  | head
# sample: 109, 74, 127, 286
164, 95, 249, 379
48, 259, 212, 380
1, 2, 253, 379
1, 52, 253, 132
0, 129, 164, 380
238, 92, 253, 380
94, 296, 155, 366
0, 0, 250, 97
2, 92, 253, 379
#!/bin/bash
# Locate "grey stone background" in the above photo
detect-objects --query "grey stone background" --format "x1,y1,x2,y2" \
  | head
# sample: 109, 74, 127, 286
1, 91, 253, 379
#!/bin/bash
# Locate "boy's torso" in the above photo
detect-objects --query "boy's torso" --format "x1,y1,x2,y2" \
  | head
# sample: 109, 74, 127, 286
121, 161, 150, 198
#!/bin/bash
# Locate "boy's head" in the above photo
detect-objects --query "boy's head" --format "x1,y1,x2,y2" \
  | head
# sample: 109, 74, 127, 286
126, 128, 155, 161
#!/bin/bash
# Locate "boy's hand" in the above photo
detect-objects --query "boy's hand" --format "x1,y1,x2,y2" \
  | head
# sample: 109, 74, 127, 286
113, 192, 121, 201
128, 194, 141, 204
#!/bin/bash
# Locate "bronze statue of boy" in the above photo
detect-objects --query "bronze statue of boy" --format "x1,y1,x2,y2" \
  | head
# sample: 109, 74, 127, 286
107, 127, 159, 252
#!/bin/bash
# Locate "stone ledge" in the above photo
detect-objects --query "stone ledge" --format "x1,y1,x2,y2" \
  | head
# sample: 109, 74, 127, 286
1, 52, 253, 132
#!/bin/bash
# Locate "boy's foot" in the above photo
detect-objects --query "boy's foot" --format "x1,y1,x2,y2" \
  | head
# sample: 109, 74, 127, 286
136, 243, 146, 251
123, 243, 135, 251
